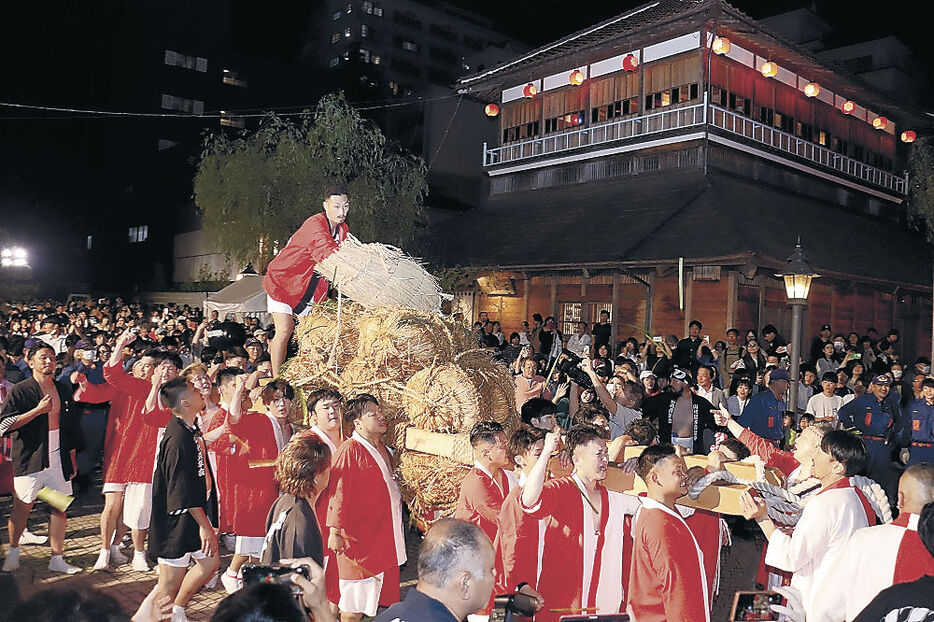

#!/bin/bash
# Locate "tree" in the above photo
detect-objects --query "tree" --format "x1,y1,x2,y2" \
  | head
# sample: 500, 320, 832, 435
906, 135, 934, 242
193, 92, 428, 271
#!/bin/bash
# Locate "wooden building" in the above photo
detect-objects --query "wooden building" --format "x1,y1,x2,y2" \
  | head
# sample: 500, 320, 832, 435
432, 0, 933, 361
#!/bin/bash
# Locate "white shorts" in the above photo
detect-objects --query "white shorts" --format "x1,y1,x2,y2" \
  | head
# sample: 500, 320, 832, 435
266, 295, 312, 317
158, 549, 207, 568
234, 535, 264, 557
102, 482, 126, 494
123, 483, 153, 530
338, 573, 384, 617
13, 441, 72, 505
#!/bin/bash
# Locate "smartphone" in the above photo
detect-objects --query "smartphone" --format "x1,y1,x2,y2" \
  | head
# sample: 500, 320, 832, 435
703, 335, 710, 345
241, 563, 309, 595
730, 590, 783, 621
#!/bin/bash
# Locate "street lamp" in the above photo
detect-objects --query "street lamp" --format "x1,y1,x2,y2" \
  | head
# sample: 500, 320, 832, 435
776, 240, 819, 414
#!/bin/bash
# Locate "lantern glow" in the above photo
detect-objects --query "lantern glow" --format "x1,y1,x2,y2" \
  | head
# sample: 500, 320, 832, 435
522, 83, 537, 98
484, 103, 499, 117
872, 116, 888, 130
804, 82, 820, 97
712, 37, 731, 55
760, 61, 779, 78
569, 70, 584, 86
901, 130, 916, 143
841, 100, 856, 114
622, 54, 639, 71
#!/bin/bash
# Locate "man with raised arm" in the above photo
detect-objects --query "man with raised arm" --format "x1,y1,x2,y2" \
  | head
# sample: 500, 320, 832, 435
521, 424, 641, 622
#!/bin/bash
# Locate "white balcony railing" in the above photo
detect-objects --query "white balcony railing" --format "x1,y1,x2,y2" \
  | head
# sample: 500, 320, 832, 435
482, 96, 907, 195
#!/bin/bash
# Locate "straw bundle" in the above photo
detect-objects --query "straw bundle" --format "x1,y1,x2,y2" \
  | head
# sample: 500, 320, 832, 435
397, 451, 470, 521
315, 234, 447, 313
403, 363, 488, 434
294, 302, 364, 372
357, 309, 454, 376
455, 350, 519, 431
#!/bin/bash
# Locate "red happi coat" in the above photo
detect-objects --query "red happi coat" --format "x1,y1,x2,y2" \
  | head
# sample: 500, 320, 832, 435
494, 482, 545, 596
627, 499, 711, 622
454, 464, 516, 544
262, 212, 348, 311
101, 363, 164, 485
326, 433, 406, 605
208, 410, 280, 536
521, 475, 638, 622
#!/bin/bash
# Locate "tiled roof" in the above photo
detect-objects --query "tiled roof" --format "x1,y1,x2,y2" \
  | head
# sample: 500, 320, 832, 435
429, 168, 932, 289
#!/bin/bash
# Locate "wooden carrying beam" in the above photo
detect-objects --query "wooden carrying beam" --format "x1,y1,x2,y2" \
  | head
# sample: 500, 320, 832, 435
405, 429, 750, 515
622, 445, 784, 487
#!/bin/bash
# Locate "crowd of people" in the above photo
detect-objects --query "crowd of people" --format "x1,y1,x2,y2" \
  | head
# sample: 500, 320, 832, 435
2, 293, 934, 622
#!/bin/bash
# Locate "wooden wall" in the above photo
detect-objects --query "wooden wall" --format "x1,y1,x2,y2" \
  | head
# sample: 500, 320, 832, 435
468, 269, 931, 359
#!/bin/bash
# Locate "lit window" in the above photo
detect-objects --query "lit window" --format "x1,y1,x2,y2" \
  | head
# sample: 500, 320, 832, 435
360, 48, 371, 63
372, 54, 381, 65
329, 57, 340, 68
389, 81, 399, 95
222, 69, 247, 87
401, 40, 418, 53
157, 138, 178, 151
361, 24, 370, 38
86, 236, 93, 250
331, 33, 341, 44
160, 93, 204, 114
661, 91, 671, 107
331, 10, 341, 20
164, 49, 207, 72
128, 225, 149, 243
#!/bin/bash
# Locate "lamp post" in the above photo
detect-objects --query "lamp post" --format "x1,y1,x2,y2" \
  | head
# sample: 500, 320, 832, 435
776, 240, 819, 414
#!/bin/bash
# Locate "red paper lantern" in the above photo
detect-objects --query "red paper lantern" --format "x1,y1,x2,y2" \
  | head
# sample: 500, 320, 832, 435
522, 83, 537, 98
804, 82, 820, 98
872, 116, 888, 130
569, 70, 584, 86
712, 37, 731, 55
760, 61, 778, 78
622, 54, 639, 71
484, 103, 499, 117
841, 100, 856, 114
901, 130, 916, 143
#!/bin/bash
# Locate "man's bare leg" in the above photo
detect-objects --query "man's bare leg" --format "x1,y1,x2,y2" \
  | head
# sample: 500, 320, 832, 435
7, 496, 32, 547
221, 552, 253, 592
270, 312, 294, 377
130, 528, 150, 570
157, 564, 187, 603
94, 491, 127, 569
176, 556, 220, 608
47, 508, 80, 573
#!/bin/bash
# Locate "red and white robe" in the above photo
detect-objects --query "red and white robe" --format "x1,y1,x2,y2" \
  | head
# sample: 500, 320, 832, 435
494, 473, 546, 597
764, 477, 875, 615
455, 462, 517, 543
326, 431, 406, 615
810, 512, 934, 621
626, 497, 710, 622
306, 425, 340, 605
521, 474, 640, 622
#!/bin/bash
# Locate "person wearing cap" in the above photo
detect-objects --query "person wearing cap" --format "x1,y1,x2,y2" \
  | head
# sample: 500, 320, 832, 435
639, 370, 659, 397
57, 339, 109, 495
244, 339, 264, 373
810, 324, 833, 365
263, 186, 350, 377
640, 367, 724, 454
902, 378, 934, 467
838, 373, 909, 505
33, 316, 68, 355
737, 368, 790, 444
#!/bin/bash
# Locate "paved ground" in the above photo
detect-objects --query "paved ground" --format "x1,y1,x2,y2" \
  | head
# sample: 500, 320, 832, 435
2, 485, 761, 620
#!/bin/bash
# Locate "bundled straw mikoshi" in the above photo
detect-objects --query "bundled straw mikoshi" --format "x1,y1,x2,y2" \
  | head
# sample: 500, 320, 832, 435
314, 234, 447, 313
356, 308, 455, 376
454, 350, 518, 430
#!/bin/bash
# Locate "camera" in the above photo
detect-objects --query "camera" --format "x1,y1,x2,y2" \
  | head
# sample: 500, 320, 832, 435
241, 563, 309, 595
491, 592, 538, 622
556, 349, 594, 392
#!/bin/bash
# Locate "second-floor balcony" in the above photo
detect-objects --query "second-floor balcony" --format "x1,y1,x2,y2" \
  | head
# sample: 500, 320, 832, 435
482, 96, 907, 196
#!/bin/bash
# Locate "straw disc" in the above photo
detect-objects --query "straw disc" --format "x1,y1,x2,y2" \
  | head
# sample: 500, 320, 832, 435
397, 451, 470, 522
404, 364, 487, 434
454, 350, 519, 431
294, 302, 363, 373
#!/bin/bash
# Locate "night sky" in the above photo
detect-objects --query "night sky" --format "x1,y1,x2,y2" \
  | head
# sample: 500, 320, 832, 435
0, 0, 928, 293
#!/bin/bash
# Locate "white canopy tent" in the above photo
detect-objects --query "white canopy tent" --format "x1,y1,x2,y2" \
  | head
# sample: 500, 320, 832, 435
202, 274, 270, 324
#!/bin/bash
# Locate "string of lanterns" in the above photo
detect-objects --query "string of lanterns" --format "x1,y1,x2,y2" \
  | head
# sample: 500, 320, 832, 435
485, 34, 918, 143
